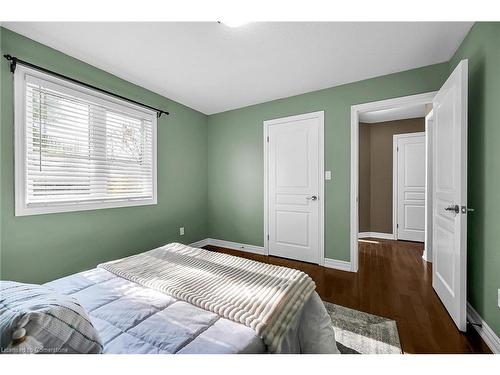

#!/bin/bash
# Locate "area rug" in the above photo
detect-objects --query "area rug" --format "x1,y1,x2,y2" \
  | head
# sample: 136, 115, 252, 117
323, 301, 402, 354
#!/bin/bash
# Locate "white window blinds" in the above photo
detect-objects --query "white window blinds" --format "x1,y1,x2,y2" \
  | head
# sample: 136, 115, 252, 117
15, 66, 157, 216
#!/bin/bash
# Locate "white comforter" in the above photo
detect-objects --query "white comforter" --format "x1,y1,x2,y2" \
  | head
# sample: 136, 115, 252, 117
45, 267, 338, 354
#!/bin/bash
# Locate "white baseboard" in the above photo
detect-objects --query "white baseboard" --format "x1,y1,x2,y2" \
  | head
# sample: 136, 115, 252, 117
358, 232, 396, 240
324, 258, 352, 272
207, 238, 266, 255
467, 302, 500, 354
422, 249, 431, 263
189, 238, 266, 256
188, 238, 210, 248
190, 238, 353, 272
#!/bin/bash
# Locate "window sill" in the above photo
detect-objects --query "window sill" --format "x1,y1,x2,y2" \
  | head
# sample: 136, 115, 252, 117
15, 197, 157, 217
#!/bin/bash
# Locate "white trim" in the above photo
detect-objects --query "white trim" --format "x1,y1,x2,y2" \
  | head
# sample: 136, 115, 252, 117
190, 238, 353, 272
350, 92, 436, 273
208, 238, 266, 255
188, 238, 210, 248
392, 132, 426, 242
358, 232, 396, 240
191, 238, 266, 256
324, 258, 352, 272
423, 110, 434, 263
14, 64, 158, 216
392, 134, 398, 239
263, 111, 325, 266
467, 302, 500, 354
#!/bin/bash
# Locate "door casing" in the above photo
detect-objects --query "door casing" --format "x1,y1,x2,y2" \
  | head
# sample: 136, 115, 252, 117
263, 111, 325, 266
424, 110, 434, 262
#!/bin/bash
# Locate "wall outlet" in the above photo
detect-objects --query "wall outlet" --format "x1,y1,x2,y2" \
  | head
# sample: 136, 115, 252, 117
179, 227, 185, 236
325, 171, 332, 180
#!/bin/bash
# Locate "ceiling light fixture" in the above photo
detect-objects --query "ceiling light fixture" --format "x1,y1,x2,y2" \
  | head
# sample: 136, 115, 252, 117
218, 20, 250, 28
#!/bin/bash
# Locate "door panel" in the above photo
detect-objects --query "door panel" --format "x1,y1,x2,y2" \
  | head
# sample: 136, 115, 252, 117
405, 205, 425, 230
276, 128, 309, 187
276, 211, 309, 247
432, 60, 468, 332
397, 133, 426, 242
266, 112, 323, 264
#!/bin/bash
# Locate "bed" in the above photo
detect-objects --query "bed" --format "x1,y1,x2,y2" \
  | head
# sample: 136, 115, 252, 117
42, 243, 338, 354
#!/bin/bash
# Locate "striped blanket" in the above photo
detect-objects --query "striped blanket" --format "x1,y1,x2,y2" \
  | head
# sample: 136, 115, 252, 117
0, 281, 102, 353
98, 243, 316, 352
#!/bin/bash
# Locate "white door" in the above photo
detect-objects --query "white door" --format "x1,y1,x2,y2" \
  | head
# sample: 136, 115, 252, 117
432, 60, 468, 332
396, 133, 426, 242
265, 111, 324, 264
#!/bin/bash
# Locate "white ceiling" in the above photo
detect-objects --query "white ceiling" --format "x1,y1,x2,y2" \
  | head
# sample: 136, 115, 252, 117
2, 22, 472, 115
360, 103, 428, 123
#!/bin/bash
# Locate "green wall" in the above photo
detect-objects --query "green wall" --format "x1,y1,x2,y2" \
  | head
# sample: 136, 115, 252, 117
449, 22, 500, 335
0, 26, 3, 276
1, 23, 498, 336
0, 28, 209, 283
207, 63, 448, 261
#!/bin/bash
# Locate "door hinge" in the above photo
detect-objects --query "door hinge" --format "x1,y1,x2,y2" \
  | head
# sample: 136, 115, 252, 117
397, 146, 399, 152
397, 224, 399, 228
267, 234, 269, 241
267, 136, 269, 142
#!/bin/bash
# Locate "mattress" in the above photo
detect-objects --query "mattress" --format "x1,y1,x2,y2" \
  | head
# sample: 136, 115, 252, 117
45, 267, 337, 354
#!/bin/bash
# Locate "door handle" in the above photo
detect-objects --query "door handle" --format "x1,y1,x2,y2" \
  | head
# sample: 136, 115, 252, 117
306, 195, 318, 201
444, 205, 460, 214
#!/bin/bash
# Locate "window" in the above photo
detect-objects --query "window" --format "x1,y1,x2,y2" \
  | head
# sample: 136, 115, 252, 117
14, 65, 157, 216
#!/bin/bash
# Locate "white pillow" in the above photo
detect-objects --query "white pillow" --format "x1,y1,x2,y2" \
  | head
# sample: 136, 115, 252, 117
0, 281, 102, 354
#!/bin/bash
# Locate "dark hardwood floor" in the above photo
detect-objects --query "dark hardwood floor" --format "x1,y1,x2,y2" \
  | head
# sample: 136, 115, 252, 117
205, 238, 491, 354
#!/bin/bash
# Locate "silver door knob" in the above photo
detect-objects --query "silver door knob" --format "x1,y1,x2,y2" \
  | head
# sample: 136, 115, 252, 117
306, 195, 318, 201
445, 205, 460, 214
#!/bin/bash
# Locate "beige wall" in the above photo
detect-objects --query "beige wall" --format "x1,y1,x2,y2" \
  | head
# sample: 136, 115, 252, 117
359, 118, 425, 234
359, 124, 371, 232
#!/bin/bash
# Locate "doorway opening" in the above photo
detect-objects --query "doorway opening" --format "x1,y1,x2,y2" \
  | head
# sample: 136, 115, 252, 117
358, 115, 430, 244
350, 92, 436, 273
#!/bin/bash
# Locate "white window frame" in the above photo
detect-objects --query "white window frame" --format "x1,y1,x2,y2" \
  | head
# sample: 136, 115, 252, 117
14, 65, 158, 216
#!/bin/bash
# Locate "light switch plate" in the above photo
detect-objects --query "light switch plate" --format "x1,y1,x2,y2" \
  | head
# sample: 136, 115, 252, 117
179, 227, 185, 236
325, 171, 332, 180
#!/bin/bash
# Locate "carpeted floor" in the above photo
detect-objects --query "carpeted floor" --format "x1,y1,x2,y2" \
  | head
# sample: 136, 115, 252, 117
323, 301, 402, 354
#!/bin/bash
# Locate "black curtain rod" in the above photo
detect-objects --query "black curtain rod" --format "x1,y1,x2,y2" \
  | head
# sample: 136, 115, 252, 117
3, 54, 170, 118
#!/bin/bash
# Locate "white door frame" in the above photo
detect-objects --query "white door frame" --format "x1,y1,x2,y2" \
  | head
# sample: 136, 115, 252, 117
424, 110, 434, 262
392, 132, 426, 242
263, 111, 325, 266
350, 92, 436, 272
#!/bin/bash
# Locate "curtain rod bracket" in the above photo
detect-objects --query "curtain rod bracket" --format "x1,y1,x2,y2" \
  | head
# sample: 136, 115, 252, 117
3, 54, 17, 73
3, 54, 170, 117
157, 110, 170, 118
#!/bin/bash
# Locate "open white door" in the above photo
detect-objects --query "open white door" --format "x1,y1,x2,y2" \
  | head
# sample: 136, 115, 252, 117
432, 60, 468, 331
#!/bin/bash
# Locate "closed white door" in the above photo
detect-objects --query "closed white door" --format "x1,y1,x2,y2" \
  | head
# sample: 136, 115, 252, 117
396, 133, 426, 242
265, 111, 324, 264
432, 60, 468, 332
